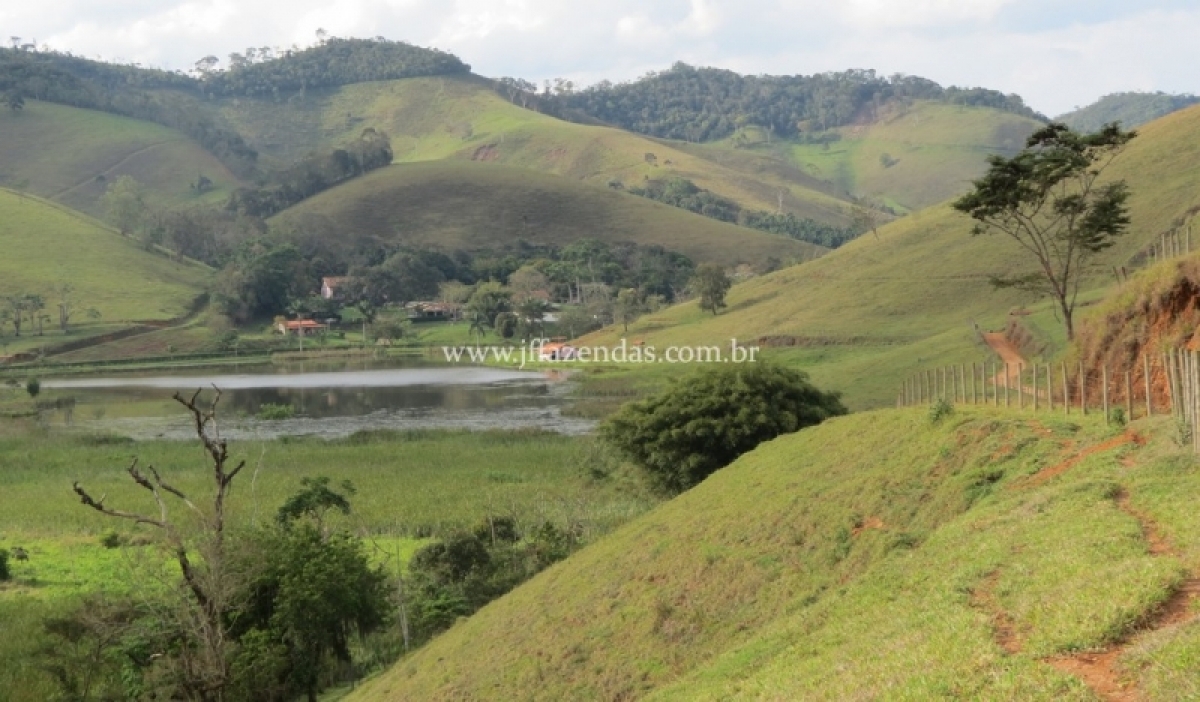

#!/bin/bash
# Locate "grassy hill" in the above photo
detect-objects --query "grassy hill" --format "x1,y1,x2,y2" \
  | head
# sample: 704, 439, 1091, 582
0, 189, 210, 353
578, 104, 1200, 409
0, 101, 241, 217
215, 75, 857, 224
274, 161, 825, 267
349, 408, 1199, 700
762, 101, 1042, 213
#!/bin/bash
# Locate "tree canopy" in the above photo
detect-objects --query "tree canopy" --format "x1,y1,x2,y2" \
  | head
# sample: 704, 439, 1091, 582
552, 63, 1045, 142
601, 362, 846, 492
952, 122, 1137, 340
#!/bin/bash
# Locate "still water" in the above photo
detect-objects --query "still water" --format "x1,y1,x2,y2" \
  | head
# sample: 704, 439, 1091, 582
39, 361, 593, 440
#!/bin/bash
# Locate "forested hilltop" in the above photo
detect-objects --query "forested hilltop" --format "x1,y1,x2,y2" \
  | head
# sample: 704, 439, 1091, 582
547, 63, 1046, 142
1058, 91, 1200, 132
0, 38, 470, 176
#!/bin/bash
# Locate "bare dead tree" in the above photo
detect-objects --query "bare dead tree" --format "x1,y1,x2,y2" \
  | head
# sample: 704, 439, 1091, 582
72, 387, 244, 702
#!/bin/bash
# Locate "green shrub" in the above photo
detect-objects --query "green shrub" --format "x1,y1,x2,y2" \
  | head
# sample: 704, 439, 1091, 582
25, 377, 39, 399
257, 403, 296, 420
0, 549, 9, 581
600, 362, 846, 492
99, 531, 125, 549
929, 397, 954, 423
1109, 407, 1127, 427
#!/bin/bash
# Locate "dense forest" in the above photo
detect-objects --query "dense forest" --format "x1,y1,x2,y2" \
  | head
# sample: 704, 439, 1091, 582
626, 177, 860, 248
1057, 91, 1200, 132
547, 63, 1046, 142
227, 129, 395, 218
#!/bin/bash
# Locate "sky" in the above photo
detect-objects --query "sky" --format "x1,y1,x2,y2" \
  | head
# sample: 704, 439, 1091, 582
2, 0, 1198, 116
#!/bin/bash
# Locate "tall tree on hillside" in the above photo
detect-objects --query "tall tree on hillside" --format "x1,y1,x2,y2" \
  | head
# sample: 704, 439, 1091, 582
691, 263, 731, 316
101, 175, 148, 237
953, 122, 1136, 340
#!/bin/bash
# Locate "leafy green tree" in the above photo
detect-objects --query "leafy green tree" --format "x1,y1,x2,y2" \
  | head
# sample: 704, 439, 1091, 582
953, 123, 1136, 340
466, 282, 512, 330
613, 288, 644, 332
100, 175, 148, 236
514, 297, 551, 340
691, 263, 731, 315
601, 363, 846, 492
554, 305, 599, 339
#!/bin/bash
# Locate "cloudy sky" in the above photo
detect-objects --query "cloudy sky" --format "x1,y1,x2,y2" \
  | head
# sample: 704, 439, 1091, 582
3, 0, 1197, 116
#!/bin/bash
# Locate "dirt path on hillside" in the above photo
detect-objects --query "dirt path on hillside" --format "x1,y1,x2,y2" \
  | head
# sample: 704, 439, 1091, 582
1045, 489, 1200, 701
47, 141, 174, 200
984, 332, 1028, 388
1022, 432, 1144, 486
976, 440, 1199, 701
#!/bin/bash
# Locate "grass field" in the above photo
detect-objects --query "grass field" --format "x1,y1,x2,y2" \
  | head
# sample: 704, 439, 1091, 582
772, 101, 1042, 212
577, 104, 1200, 409
0, 100, 240, 216
216, 75, 856, 223
349, 408, 1200, 701
0, 189, 210, 354
0, 423, 652, 701
275, 161, 826, 268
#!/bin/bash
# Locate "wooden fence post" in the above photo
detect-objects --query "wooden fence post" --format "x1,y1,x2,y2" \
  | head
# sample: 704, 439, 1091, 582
1062, 363, 1070, 415
1102, 366, 1110, 423
1079, 362, 1087, 415
1125, 370, 1133, 419
1003, 364, 1010, 407
1033, 364, 1039, 411
992, 362, 999, 407
1046, 364, 1053, 411
1144, 354, 1153, 417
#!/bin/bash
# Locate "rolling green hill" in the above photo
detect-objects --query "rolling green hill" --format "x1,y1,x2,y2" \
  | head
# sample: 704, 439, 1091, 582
0, 189, 210, 353
770, 100, 1042, 213
579, 104, 1200, 408
216, 75, 855, 224
0, 101, 240, 217
349, 408, 1199, 701
273, 161, 826, 267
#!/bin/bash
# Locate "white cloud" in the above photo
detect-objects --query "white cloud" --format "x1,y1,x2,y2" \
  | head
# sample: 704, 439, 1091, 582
2, 0, 1196, 113
839, 0, 1016, 28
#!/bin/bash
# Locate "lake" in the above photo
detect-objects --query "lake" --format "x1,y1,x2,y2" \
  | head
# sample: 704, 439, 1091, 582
37, 361, 593, 440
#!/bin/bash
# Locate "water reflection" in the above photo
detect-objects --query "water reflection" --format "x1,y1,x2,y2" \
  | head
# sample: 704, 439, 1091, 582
38, 362, 593, 439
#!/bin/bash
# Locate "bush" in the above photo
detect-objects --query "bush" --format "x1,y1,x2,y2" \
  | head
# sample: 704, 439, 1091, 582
25, 377, 40, 399
99, 531, 126, 549
257, 403, 296, 420
929, 398, 954, 423
0, 548, 9, 581
600, 362, 846, 492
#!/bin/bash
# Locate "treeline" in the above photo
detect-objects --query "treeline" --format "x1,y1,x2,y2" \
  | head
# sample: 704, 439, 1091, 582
211, 227, 698, 324
626, 177, 860, 248
548, 63, 1045, 142
201, 37, 470, 97
226, 128, 393, 218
